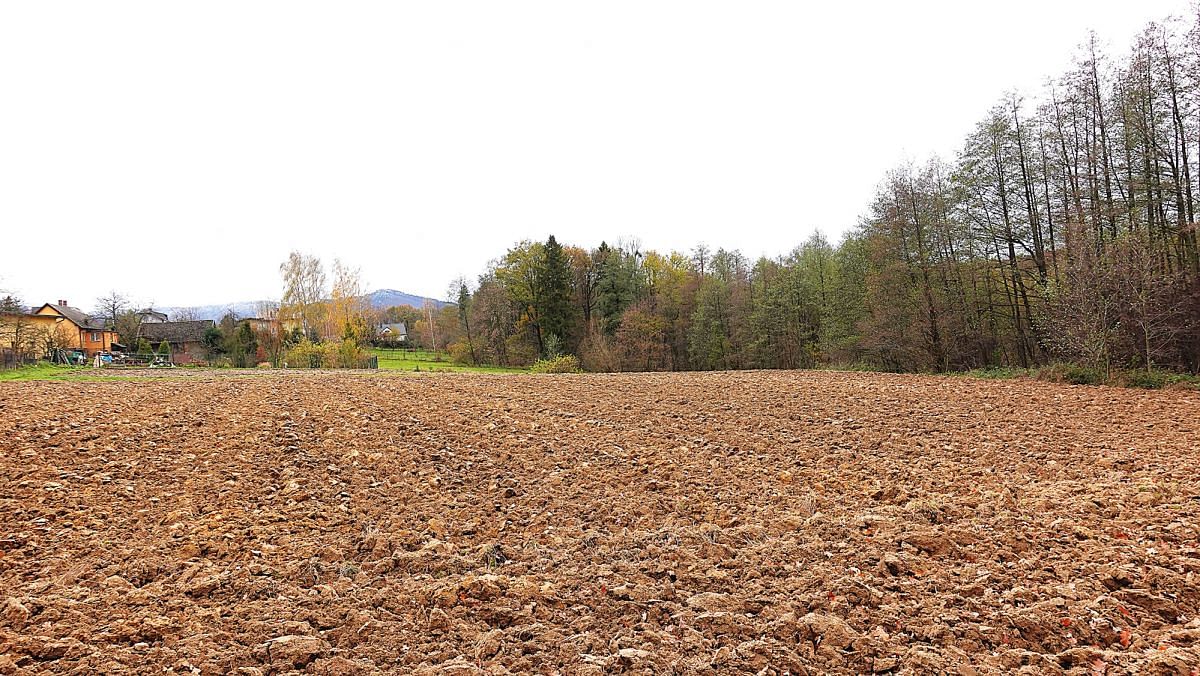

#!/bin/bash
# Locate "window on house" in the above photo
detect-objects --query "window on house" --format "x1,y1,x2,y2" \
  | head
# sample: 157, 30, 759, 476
91, 332, 100, 342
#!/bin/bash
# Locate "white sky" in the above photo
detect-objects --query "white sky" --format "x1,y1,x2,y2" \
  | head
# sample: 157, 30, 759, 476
1, 1, 1193, 308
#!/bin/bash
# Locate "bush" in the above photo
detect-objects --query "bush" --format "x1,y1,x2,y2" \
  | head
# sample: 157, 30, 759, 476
579, 332, 619, 372
284, 338, 372, 369
541, 333, 564, 359
504, 334, 538, 367
448, 340, 476, 365
1107, 369, 1200, 389
820, 361, 881, 373
1036, 363, 1104, 386
1113, 368, 1169, 389
965, 366, 1029, 380
529, 354, 582, 374
336, 339, 363, 368
284, 339, 324, 368
1164, 373, 1200, 390
1064, 366, 1104, 385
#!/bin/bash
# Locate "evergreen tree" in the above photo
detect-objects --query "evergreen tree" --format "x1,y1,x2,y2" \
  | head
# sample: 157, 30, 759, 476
595, 243, 642, 335
456, 280, 478, 364
537, 235, 574, 352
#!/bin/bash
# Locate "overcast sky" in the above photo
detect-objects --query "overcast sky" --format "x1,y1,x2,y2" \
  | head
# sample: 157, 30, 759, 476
1, 1, 1194, 309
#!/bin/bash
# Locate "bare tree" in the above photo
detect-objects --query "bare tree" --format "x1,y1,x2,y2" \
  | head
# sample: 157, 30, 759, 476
280, 251, 327, 338
1113, 233, 1189, 371
422, 299, 440, 350
328, 259, 367, 341
1038, 226, 1121, 378
254, 301, 280, 320
94, 291, 129, 329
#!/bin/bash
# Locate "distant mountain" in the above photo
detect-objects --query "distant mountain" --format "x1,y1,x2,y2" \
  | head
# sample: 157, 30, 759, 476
159, 289, 447, 322
366, 289, 451, 311
158, 301, 268, 322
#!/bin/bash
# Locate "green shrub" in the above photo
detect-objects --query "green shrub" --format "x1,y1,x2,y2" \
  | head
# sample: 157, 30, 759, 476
284, 339, 327, 368
1164, 373, 1200, 390
1037, 363, 1104, 385
1109, 369, 1200, 390
1114, 368, 1169, 389
529, 354, 582, 374
448, 340, 476, 365
284, 338, 371, 368
966, 366, 1028, 380
1065, 366, 1103, 385
337, 339, 361, 368
820, 361, 880, 373
542, 333, 564, 359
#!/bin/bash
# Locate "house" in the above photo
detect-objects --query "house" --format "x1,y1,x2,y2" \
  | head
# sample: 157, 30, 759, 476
0, 307, 60, 364
137, 320, 216, 364
136, 309, 168, 324
376, 322, 407, 344
242, 317, 279, 335
33, 301, 119, 356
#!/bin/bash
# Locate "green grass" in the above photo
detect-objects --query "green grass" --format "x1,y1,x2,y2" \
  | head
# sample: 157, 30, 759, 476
1110, 368, 1200, 390
0, 363, 127, 382
2, 352, 527, 380
952, 363, 1200, 390
369, 348, 527, 374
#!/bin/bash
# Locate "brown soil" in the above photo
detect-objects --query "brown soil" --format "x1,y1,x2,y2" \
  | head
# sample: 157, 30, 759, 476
1, 370, 1199, 674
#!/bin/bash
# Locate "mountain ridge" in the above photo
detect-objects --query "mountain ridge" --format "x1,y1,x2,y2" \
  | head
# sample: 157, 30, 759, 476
157, 289, 449, 321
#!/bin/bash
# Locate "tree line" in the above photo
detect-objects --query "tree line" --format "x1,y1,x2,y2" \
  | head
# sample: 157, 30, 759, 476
444, 15, 1200, 376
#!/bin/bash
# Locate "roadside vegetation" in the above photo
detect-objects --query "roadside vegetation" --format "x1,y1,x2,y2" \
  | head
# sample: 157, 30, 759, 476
0, 364, 121, 382
371, 348, 525, 374
955, 364, 1200, 390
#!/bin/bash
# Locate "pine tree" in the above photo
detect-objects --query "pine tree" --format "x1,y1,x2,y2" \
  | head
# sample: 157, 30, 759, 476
537, 235, 575, 355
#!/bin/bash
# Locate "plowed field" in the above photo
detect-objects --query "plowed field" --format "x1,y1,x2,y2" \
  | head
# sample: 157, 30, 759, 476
1, 371, 1199, 674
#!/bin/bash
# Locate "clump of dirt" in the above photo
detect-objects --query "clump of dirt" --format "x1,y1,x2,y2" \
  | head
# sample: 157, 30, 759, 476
1, 370, 1198, 673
